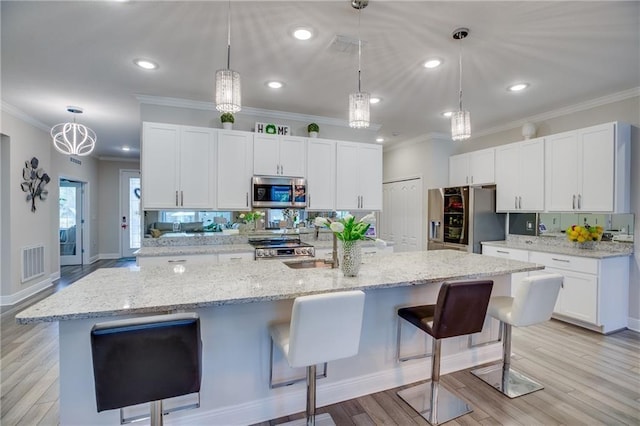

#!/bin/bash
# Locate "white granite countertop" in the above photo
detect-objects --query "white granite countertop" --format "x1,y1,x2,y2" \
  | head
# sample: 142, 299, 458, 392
481, 239, 633, 259
16, 250, 542, 324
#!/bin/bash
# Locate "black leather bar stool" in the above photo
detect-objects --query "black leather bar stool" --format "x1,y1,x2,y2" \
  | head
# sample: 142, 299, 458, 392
90, 313, 202, 426
397, 280, 494, 425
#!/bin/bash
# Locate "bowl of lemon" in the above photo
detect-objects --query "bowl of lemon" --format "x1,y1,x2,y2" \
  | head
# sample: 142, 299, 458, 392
566, 225, 603, 249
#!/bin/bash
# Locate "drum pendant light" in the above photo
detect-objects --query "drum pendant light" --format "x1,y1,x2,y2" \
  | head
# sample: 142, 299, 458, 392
215, 0, 241, 113
50, 107, 96, 156
451, 28, 471, 141
348, 0, 370, 129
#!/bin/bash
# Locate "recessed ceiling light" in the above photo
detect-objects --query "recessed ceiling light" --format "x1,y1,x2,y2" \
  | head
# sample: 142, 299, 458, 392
122, 146, 131, 152
441, 111, 453, 118
293, 28, 313, 41
508, 83, 529, 92
370, 97, 381, 104
423, 58, 442, 69
266, 81, 284, 89
376, 137, 384, 143
134, 59, 158, 70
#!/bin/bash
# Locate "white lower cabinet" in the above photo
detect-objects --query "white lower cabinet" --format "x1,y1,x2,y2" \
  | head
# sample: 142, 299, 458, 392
137, 254, 218, 267
481, 246, 529, 295
218, 252, 255, 262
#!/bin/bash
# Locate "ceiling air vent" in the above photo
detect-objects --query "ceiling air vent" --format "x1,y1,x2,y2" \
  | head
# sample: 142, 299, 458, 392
328, 35, 367, 54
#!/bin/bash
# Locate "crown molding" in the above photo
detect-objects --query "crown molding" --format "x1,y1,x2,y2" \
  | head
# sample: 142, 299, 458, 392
1, 101, 50, 133
472, 86, 640, 139
97, 156, 140, 163
134, 94, 381, 131
383, 132, 451, 153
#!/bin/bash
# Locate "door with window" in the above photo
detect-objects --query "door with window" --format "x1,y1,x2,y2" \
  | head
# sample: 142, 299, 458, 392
120, 170, 141, 258
59, 179, 83, 265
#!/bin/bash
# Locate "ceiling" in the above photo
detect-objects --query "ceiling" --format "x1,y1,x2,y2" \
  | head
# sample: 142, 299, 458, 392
2, 1, 639, 159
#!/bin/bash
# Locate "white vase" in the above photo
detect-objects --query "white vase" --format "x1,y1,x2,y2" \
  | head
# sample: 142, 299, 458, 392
222, 122, 233, 130
309, 131, 318, 138
339, 240, 362, 277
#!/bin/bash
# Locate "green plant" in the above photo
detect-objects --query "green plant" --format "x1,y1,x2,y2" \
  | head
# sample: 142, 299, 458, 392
307, 123, 319, 133
220, 113, 235, 123
314, 213, 376, 242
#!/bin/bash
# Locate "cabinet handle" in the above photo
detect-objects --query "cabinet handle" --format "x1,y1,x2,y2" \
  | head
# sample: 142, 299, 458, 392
167, 259, 187, 263
246, 192, 249, 207
308, 194, 311, 208
175, 191, 179, 206
518, 196, 522, 209
515, 196, 518, 209
497, 250, 510, 254
551, 257, 570, 263
280, 164, 283, 175
572, 194, 576, 209
471, 175, 474, 184
181, 191, 184, 206
466, 176, 469, 184
578, 194, 582, 209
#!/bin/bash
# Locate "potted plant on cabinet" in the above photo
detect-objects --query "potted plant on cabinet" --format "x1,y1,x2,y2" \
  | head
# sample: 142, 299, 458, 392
307, 123, 319, 138
221, 113, 234, 130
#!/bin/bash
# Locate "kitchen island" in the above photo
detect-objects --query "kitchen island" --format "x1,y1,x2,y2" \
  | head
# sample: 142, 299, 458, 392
17, 250, 543, 425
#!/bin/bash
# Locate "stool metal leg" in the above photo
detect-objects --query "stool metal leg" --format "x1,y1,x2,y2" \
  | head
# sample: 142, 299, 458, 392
306, 365, 316, 426
150, 401, 163, 426
471, 321, 545, 398
397, 338, 473, 425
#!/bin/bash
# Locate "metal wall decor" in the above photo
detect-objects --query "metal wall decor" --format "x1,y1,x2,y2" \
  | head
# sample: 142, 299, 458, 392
21, 157, 50, 212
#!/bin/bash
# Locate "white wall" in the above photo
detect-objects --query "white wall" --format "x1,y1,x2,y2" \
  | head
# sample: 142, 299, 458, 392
97, 160, 140, 258
1, 108, 99, 306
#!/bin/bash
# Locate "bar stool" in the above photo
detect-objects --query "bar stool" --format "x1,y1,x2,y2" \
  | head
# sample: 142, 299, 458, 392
269, 290, 366, 426
90, 313, 202, 426
396, 280, 494, 425
471, 273, 563, 398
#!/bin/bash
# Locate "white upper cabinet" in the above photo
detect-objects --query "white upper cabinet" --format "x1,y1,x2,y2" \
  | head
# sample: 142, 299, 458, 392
306, 138, 336, 211
141, 122, 215, 209
336, 141, 382, 210
545, 122, 630, 213
495, 138, 545, 212
217, 130, 253, 210
253, 134, 306, 177
449, 148, 495, 187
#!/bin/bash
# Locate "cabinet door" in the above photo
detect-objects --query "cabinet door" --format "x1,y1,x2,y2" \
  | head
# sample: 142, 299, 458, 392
179, 127, 215, 209
449, 153, 469, 186
253, 134, 280, 175
545, 266, 597, 324
495, 144, 520, 211
336, 142, 360, 210
141, 122, 180, 209
307, 138, 335, 210
278, 136, 306, 177
545, 131, 579, 211
358, 144, 383, 210
469, 148, 495, 185
578, 123, 614, 212
518, 138, 545, 211
217, 131, 253, 210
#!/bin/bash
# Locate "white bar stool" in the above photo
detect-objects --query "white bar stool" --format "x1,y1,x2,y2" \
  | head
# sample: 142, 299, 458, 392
471, 273, 563, 398
269, 290, 366, 426
90, 313, 202, 426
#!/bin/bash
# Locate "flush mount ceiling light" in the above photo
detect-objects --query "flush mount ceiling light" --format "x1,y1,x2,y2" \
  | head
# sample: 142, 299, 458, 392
369, 97, 381, 104
375, 137, 384, 143
451, 27, 471, 141
348, 0, 370, 129
292, 27, 313, 41
442, 111, 453, 118
134, 59, 158, 70
266, 81, 284, 89
215, 0, 241, 113
508, 82, 530, 92
50, 106, 97, 156
423, 58, 442, 69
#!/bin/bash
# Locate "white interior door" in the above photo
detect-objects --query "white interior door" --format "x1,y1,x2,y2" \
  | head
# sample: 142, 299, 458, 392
381, 178, 423, 252
59, 179, 83, 266
120, 170, 141, 258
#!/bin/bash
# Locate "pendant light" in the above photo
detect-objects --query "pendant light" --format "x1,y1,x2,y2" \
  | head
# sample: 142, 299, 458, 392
215, 0, 241, 113
50, 107, 96, 156
348, 0, 370, 129
451, 27, 471, 141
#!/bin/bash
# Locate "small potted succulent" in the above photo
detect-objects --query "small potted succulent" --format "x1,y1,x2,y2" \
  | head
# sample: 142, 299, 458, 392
307, 123, 319, 138
220, 113, 234, 130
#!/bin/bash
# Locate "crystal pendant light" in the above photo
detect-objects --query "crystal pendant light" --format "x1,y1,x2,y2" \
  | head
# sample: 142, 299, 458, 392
451, 28, 471, 141
349, 0, 370, 129
215, 0, 241, 113
50, 107, 96, 156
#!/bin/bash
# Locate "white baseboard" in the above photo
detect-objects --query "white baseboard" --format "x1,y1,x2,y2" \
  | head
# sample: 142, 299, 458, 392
50, 271, 60, 282
97, 253, 120, 261
627, 317, 640, 332
0, 277, 52, 307
175, 344, 502, 425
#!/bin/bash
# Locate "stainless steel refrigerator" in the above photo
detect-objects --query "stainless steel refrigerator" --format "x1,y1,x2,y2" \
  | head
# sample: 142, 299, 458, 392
427, 186, 506, 253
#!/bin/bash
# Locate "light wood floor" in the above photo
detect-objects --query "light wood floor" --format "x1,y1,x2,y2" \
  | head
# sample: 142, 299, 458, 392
2, 261, 639, 425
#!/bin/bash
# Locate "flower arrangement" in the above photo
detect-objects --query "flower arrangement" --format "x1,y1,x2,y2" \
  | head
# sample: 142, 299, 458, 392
314, 213, 385, 245
238, 211, 265, 224
566, 224, 603, 243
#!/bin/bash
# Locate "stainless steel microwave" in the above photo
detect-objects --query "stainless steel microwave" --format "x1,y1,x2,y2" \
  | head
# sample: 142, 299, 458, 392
252, 176, 307, 208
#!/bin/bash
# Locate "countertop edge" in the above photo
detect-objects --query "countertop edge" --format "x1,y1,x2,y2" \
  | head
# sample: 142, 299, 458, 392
481, 240, 633, 259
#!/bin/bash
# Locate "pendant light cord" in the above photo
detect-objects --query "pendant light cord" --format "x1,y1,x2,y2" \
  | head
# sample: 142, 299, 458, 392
357, 5, 362, 93
458, 33, 463, 111
226, 0, 232, 69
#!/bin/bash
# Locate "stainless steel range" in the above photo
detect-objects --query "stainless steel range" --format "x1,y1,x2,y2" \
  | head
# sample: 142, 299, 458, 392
249, 236, 315, 260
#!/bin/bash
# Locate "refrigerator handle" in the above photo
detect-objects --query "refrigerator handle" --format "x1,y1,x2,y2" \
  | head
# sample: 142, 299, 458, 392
430, 221, 441, 239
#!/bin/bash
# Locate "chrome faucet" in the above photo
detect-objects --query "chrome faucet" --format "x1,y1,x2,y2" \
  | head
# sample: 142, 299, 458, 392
315, 227, 339, 268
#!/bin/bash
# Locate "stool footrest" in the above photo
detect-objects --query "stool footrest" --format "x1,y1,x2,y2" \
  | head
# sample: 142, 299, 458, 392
471, 364, 543, 398
119, 393, 200, 425
398, 382, 471, 425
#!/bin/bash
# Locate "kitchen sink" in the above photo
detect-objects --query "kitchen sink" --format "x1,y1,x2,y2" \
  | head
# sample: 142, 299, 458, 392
283, 259, 334, 269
